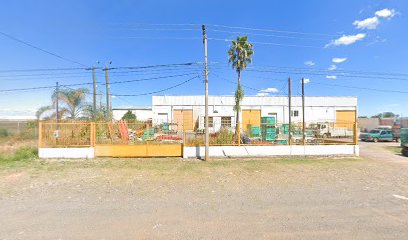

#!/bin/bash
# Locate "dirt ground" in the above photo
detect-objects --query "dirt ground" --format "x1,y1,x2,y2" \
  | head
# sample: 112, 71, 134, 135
0, 142, 407, 239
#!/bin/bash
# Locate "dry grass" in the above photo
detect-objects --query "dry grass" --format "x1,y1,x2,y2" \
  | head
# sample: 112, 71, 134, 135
0, 139, 37, 156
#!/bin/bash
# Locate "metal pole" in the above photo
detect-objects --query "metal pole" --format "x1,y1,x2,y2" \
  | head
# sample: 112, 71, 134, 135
288, 77, 292, 145
92, 67, 97, 120
302, 78, 305, 145
104, 65, 110, 121
56, 81, 59, 124
202, 24, 209, 161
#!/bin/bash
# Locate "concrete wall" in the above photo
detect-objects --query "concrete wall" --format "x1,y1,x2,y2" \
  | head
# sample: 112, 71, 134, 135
38, 145, 359, 159
39, 148, 95, 159
183, 145, 359, 158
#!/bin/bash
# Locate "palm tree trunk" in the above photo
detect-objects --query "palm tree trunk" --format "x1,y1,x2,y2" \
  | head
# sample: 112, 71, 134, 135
235, 70, 241, 143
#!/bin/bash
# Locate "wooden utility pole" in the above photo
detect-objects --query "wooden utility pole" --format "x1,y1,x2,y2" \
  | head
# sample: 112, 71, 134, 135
56, 81, 59, 124
92, 67, 97, 120
202, 24, 209, 161
288, 77, 292, 145
104, 65, 111, 121
302, 78, 306, 145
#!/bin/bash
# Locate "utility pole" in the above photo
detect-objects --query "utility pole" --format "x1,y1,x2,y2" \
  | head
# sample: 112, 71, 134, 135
288, 77, 292, 145
202, 24, 209, 161
302, 78, 306, 145
56, 81, 59, 124
92, 66, 97, 120
104, 63, 111, 121
99, 90, 103, 112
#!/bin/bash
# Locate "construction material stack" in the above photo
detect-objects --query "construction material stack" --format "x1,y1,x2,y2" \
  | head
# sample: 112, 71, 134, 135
261, 116, 277, 142
401, 128, 408, 147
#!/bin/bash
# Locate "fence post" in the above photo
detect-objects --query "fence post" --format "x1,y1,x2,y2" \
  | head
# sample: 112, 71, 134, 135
90, 122, 95, 147
353, 122, 358, 145
183, 123, 186, 146
38, 121, 42, 148
237, 122, 241, 146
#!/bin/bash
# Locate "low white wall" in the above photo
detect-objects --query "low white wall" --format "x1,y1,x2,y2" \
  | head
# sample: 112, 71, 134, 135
39, 148, 95, 159
183, 145, 359, 158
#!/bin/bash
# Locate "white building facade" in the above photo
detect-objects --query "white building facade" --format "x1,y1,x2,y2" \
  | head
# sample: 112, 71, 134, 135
152, 95, 358, 132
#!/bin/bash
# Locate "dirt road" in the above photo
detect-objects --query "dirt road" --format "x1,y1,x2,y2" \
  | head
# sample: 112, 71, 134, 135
1, 143, 407, 239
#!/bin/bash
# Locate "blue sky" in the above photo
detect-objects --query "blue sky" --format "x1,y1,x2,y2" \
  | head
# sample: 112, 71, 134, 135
0, 0, 407, 119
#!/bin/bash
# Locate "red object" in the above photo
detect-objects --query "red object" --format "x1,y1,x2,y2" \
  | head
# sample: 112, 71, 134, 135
156, 135, 182, 141
118, 120, 129, 144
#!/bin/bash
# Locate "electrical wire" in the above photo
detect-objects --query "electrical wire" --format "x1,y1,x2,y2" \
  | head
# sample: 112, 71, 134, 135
207, 37, 323, 49
206, 24, 340, 37
114, 75, 199, 97
0, 73, 198, 92
0, 31, 87, 67
208, 29, 328, 41
309, 82, 408, 94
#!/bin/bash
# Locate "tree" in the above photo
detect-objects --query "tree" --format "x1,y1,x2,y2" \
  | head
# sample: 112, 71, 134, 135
121, 110, 136, 121
371, 112, 399, 118
36, 88, 89, 120
228, 36, 254, 138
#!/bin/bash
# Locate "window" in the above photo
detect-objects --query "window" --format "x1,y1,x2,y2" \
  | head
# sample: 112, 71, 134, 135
204, 116, 214, 127
291, 110, 299, 117
221, 117, 232, 128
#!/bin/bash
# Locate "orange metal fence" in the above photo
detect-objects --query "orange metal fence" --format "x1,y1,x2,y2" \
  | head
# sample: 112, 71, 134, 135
38, 119, 358, 148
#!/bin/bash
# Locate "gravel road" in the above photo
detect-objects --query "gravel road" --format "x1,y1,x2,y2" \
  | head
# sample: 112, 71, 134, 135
0, 142, 407, 239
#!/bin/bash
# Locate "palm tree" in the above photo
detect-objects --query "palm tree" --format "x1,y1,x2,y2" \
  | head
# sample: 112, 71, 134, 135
36, 88, 89, 120
228, 36, 254, 139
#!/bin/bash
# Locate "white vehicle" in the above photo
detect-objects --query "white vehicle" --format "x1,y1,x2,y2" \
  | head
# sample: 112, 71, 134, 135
310, 122, 354, 138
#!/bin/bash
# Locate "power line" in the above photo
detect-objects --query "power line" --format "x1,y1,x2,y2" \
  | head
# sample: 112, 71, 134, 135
207, 37, 323, 49
0, 67, 87, 73
114, 75, 199, 97
0, 31, 87, 67
113, 36, 202, 41
206, 24, 340, 37
208, 29, 327, 41
0, 73, 199, 92
309, 82, 408, 94
208, 62, 408, 77
115, 28, 200, 31
108, 73, 198, 85
0, 62, 199, 76
114, 23, 201, 27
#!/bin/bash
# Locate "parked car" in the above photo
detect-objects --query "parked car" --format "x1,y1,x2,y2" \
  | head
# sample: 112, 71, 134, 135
310, 123, 353, 138
392, 127, 400, 142
359, 129, 395, 142
402, 144, 408, 157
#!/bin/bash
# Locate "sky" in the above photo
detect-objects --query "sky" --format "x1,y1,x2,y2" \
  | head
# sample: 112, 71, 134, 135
0, 0, 407, 119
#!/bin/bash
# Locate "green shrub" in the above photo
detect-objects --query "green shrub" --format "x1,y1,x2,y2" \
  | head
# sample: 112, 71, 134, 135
0, 128, 8, 138
0, 147, 38, 163
213, 128, 235, 145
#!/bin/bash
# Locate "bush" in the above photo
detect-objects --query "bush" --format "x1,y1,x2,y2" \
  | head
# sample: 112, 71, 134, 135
0, 147, 38, 163
212, 128, 235, 145
0, 128, 8, 138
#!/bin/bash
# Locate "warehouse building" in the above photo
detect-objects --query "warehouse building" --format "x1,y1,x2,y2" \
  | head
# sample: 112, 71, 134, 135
151, 95, 357, 132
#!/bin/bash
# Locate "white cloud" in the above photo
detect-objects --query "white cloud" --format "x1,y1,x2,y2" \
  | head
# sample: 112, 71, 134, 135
375, 8, 395, 19
326, 75, 337, 80
353, 16, 379, 30
259, 87, 279, 93
256, 93, 269, 97
304, 61, 315, 66
326, 33, 366, 47
332, 57, 347, 63
328, 65, 337, 70
303, 79, 310, 84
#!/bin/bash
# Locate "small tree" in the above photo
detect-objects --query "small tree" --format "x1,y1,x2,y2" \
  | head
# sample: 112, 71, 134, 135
121, 110, 136, 121
36, 88, 89, 120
